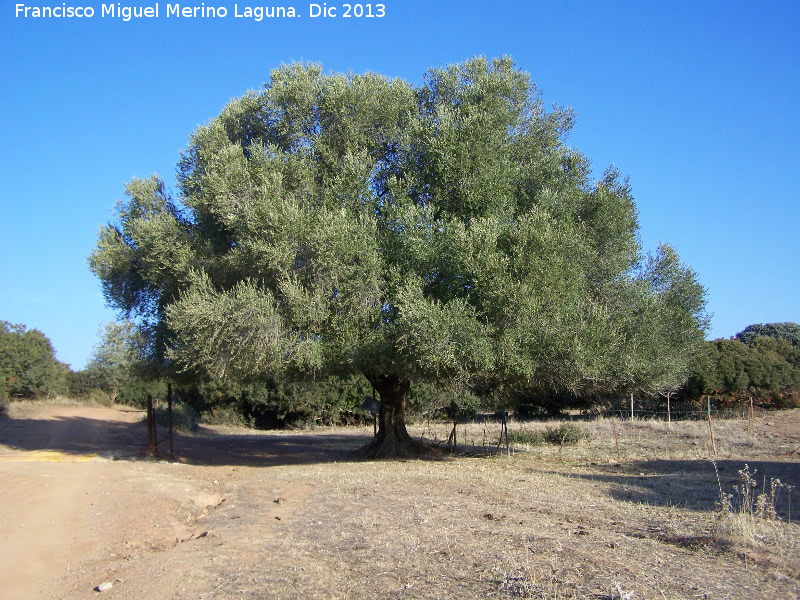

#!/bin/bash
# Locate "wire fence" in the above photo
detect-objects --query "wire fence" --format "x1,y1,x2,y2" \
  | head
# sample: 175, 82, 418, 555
600, 400, 756, 422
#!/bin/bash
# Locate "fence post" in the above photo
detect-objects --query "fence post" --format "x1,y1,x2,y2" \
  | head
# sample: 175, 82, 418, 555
503, 412, 510, 458
168, 383, 174, 457
630, 392, 634, 421
666, 392, 671, 428
611, 417, 620, 461
707, 413, 717, 457
146, 394, 154, 454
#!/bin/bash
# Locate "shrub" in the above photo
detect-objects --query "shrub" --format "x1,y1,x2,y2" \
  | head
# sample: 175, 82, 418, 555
507, 428, 544, 446
543, 423, 591, 445
201, 405, 253, 428
88, 388, 113, 406
155, 401, 199, 432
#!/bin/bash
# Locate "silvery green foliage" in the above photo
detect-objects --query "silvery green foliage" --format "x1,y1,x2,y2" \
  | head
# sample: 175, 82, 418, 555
90, 57, 708, 400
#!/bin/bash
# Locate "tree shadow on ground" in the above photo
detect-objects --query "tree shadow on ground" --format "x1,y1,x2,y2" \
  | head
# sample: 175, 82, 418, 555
0, 410, 375, 467
554, 459, 800, 520
171, 426, 372, 466
0, 414, 146, 457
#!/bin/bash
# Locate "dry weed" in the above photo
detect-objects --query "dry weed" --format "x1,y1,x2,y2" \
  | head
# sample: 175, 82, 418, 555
716, 463, 798, 558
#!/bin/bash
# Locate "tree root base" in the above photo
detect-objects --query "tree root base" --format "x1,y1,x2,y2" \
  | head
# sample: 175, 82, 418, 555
350, 435, 443, 460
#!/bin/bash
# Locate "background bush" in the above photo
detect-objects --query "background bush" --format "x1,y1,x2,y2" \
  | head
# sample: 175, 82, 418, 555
543, 423, 591, 445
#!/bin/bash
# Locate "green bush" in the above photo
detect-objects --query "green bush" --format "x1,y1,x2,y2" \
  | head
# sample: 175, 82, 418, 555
507, 428, 544, 446
200, 405, 253, 428
155, 402, 199, 432
543, 423, 591, 445
88, 388, 113, 406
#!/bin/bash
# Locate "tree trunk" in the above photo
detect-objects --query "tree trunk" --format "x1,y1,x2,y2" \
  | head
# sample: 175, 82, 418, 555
353, 374, 431, 459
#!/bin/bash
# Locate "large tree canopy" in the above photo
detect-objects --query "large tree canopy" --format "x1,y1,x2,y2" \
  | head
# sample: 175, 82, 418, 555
89, 57, 708, 456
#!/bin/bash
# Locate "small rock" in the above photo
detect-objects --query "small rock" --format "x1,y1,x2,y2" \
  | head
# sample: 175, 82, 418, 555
95, 582, 113, 592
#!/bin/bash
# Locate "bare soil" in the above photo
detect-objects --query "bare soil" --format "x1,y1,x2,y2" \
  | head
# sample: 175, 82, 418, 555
1, 401, 798, 599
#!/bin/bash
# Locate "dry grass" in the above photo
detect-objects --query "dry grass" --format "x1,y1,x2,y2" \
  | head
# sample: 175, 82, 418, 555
136, 409, 798, 599
408, 411, 800, 462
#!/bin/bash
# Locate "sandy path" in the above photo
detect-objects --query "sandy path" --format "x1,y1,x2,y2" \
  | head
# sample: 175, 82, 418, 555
0, 405, 145, 598
0, 403, 321, 599
1, 461, 110, 598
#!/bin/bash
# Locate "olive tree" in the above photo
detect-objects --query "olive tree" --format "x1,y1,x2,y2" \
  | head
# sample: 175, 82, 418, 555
90, 57, 708, 457
85, 320, 143, 404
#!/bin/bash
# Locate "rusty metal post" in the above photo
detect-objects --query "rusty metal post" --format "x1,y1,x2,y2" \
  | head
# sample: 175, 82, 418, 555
151, 396, 157, 453
168, 383, 174, 457
146, 394, 153, 453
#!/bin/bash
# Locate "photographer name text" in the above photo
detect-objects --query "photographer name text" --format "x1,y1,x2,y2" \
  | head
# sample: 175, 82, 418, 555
15, 2, 386, 20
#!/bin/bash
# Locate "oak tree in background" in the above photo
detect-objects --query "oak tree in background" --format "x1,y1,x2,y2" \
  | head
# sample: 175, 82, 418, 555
693, 323, 800, 404
0, 321, 68, 401
736, 322, 800, 348
90, 57, 709, 457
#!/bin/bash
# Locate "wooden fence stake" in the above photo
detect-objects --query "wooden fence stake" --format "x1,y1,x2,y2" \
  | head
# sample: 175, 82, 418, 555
496, 412, 510, 457
504, 412, 510, 458
448, 419, 457, 453
666, 392, 672, 428
611, 418, 620, 461
749, 396, 755, 441
707, 413, 717, 457
630, 392, 634, 420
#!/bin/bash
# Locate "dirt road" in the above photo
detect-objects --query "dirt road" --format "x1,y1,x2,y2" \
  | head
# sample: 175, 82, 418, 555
0, 403, 341, 599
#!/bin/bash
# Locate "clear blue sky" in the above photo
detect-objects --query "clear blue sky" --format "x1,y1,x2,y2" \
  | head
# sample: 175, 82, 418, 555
1, 1, 798, 369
